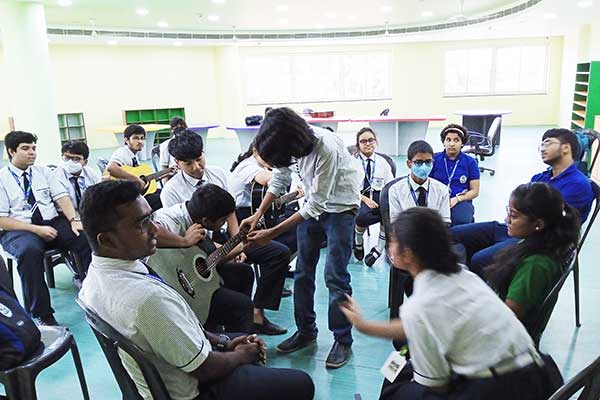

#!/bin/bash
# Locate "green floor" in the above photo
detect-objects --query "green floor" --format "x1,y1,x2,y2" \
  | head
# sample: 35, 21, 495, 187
2, 125, 599, 399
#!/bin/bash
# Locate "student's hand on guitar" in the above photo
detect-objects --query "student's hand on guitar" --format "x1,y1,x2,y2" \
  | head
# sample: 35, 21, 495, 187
235, 252, 247, 263
240, 214, 260, 233
364, 197, 379, 209
135, 177, 146, 192
34, 226, 58, 242
70, 220, 83, 236
246, 228, 274, 247
184, 223, 206, 246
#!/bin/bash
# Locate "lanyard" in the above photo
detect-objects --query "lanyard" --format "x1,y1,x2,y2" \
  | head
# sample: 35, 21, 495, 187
360, 155, 376, 186
408, 179, 428, 207
443, 156, 460, 191
9, 167, 32, 201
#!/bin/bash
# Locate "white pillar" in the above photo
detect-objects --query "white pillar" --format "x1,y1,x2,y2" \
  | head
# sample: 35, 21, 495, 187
0, 0, 60, 163
558, 29, 581, 128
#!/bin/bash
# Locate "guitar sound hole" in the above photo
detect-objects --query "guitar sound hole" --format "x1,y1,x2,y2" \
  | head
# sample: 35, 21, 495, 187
195, 258, 211, 279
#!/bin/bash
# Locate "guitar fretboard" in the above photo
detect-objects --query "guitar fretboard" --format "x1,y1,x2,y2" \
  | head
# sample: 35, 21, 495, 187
274, 190, 300, 208
200, 226, 251, 273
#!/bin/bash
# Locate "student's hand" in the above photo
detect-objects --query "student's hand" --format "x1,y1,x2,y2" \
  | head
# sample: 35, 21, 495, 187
246, 228, 274, 247
135, 177, 147, 193
184, 224, 206, 246
297, 186, 305, 198
364, 197, 379, 209
247, 334, 267, 365
34, 226, 58, 242
70, 220, 83, 236
240, 213, 261, 233
340, 295, 365, 329
235, 252, 247, 263
234, 342, 261, 364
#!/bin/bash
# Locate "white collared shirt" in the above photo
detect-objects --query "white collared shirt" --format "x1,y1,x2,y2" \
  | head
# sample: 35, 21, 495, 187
159, 138, 176, 168
268, 126, 362, 219
79, 254, 211, 400
51, 164, 101, 214
401, 268, 536, 387
356, 152, 395, 191
153, 202, 194, 236
109, 145, 139, 167
160, 166, 228, 207
387, 175, 451, 224
229, 157, 264, 208
0, 163, 68, 223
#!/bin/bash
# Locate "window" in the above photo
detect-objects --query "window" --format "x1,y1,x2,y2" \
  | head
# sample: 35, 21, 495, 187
444, 45, 548, 96
57, 113, 86, 144
244, 51, 391, 104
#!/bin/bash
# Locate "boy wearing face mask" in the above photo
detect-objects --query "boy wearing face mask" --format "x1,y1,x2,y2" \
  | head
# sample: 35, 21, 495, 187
52, 141, 101, 216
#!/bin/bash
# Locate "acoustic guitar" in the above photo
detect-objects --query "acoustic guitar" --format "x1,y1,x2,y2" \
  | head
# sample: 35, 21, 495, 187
250, 182, 303, 224
146, 220, 263, 323
108, 164, 175, 195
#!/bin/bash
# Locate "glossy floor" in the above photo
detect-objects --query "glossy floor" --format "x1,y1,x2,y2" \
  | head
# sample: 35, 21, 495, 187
2, 125, 598, 399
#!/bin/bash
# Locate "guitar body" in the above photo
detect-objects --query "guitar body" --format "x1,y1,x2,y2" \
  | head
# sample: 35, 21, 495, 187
146, 246, 221, 323
119, 164, 158, 195
250, 182, 287, 227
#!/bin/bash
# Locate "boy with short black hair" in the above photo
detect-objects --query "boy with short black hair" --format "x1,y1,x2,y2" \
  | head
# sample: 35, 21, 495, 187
159, 116, 188, 177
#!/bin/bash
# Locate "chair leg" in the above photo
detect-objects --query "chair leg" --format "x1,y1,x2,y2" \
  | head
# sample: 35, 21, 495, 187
574, 257, 581, 327
6, 258, 14, 292
3, 374, 24, 400
69, 339, 91, 400
43, 256, 55, 289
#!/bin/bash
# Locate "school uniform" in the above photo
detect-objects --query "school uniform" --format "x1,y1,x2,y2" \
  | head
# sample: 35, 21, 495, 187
0, 163, 92, 318
430, 151, 480, 226
355, 152, 395, 228
51, 164, 101, 215
387, 175, 451, 225
160, 167, 229, 208
380, 268, 562, 400
159, 138, 176, 168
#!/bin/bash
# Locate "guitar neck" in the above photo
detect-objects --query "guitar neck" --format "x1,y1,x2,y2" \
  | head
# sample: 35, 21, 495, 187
143, 169, 172, 182
275, 191, 300, 208
206, 227, 250, 269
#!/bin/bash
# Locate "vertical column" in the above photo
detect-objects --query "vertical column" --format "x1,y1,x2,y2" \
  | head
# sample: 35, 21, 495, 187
0, 1, 60, 163
214, 45, 245, 138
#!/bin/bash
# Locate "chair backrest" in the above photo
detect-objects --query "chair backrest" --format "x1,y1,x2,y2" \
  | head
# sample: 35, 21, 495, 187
487, 116, 502, 142
96, 158, 109, 173
578, 180, 600, 253
76, 299, 172, 400
151, 145, 161, 174
380, 176, 406, 238
548, 355, 600, 400
525, 250, 577, 348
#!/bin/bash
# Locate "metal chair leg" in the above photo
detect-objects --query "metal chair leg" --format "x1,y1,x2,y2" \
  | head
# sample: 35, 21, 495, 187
574, 257, 581, 327
69, 339, 90, 400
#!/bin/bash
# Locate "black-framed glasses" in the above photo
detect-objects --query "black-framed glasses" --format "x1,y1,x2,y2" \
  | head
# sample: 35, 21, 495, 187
359, 138, 376, 145
62, 154, 84, 162
138, 213, 156, 232
412, 160, 433, 166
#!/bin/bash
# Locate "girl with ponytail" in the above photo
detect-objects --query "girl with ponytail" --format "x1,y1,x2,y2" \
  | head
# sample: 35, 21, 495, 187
486, 182, 581, 322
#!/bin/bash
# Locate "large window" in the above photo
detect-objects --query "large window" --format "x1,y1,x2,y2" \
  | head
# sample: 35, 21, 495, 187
444, 45, 548, 96
244, 51, 392, 104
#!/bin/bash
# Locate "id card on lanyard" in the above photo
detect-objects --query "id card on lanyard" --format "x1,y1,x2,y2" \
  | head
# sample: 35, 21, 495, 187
408, 179, 428, 207
444, 157, 459, 195
9, 168, 34, 217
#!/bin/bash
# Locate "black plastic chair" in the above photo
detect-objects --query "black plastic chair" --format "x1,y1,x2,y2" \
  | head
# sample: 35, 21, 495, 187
151, 144, 161, 173
76, 299, 172, 400
573, 180, 600, 327
0, 326, 89, 400
548, 355, 600, 399
463, 116, 502, 176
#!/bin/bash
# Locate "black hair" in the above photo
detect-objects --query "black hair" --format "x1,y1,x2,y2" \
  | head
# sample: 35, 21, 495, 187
230, 141, 254, 172
169, 116, 187, 130
356, 127, 377, 148
124, 124, 146, 140
186, 183, 235, 222
80, 180, 141, 251
440, 124, 467, 144
61, 140, 90, 160
264, 107, 273, 116
390, 208, 460, 274
254, 107, 317, 168
407, 140, 434, 160
542, 128, 580, 160
486, 182, 581, 298
5, 131, 37, 160
168, 130, 204, 161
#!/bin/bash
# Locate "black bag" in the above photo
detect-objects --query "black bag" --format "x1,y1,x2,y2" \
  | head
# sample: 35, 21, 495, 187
245, 115, 263, 126
0, 277, 41, 370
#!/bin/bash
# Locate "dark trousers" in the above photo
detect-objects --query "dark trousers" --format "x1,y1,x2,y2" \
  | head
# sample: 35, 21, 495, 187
295, 210, 356, 345
356, 191, 382, 228
198, 363, 314, 400
217, 262, 255, 298
204, 287, 253, 334
0, 216, 91, 318
450, 200, 475, 226
449, 221, 518, 277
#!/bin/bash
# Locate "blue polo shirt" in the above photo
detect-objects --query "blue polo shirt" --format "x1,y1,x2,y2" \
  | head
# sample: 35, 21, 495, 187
431, 151, 480, 198
531, 163, 593, 221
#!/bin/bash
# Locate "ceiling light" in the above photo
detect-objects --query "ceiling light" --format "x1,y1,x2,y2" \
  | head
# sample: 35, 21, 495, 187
276, 5, 289, 12
326, 12, 337, 19
157, 21, 169, 27
576, 0, 593, 7
135, 8, 149, 16
543, 12, 557, 19
422, 11, 433, 18
207, 15, 220, 22
211, 0, 226, 3
173, 41, 182, 46
107, 40, 118, 45
278, 17, 289, 25
381, 5, 393, 13
56, 0, 72, 6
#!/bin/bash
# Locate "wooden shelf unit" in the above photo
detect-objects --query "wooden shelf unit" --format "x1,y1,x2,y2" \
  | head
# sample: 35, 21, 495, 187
122, 107, 185, 144
571, 62, 600, 130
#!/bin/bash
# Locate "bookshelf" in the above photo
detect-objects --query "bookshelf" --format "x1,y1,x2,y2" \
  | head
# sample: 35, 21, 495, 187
58, 113, 86, 144
571, 62, 600, 130
123, 107, 185, 144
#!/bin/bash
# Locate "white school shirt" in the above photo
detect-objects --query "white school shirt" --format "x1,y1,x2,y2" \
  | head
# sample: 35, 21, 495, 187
387, 175, 451, 224
79, 255, 211, 400
160, 166, 229, 207
229, 157, 266, 208
51, 164, 101, 214
153, 203, 194, 236
356, 152, 395, 192
401, 268, 537, 387
268, 126, 362, 220
109, 145, 140, 167
0, 163, 68, 223
159, 138, 176, 168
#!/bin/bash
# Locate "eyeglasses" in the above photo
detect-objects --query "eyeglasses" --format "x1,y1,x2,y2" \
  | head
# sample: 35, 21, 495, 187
538, 139, 562, 152
411, 160, 433, 166
359, 138, 376, 145
62, 155, 84, 162
138, 213, 156, 232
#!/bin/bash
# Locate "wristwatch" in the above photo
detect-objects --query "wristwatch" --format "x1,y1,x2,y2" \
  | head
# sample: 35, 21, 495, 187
216, 334, 231, 350
69, 217, 81, 222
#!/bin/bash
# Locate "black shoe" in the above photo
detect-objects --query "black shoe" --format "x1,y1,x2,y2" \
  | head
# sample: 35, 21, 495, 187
364, 247, 382, 267
326, 341, 352, 368
277, 331, 317, 354
282, 287, 293, 297
353, 243, 365, 261
253, 317, 288, 335
37, 314, 59, 326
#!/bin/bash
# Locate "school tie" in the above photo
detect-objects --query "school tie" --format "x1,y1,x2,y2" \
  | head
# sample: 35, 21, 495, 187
132, 157, 139, 167
69, 176, 82, 209
196, 179, 205, 187
363, 159, 372, 191
417, 187, 427, 207
22, 172, 44, 224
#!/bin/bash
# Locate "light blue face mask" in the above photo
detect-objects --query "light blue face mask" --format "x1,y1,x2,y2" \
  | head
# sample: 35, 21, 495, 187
411, 163, 433, 180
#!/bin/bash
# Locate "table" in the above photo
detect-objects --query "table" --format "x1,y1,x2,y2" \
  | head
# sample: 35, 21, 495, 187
350, 116, 447, 156
97, 124, 170, 161
187, 124, 219, 149
305, 117, 350, 132
454, 109, 512, 146
226, 125, 260, 152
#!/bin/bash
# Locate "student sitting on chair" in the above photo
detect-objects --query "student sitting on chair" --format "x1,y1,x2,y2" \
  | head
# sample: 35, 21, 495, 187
159, 116, 187, 182
430, 124, 480, 226
451, 128, 593, 275
340, 208, 562, 400
486, 182, 580, 324
51, 140, 101, 216
78, 180, 315, 400
352, 128, 395, 267
0, 131, 92, 326
106, 124, 163, 210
